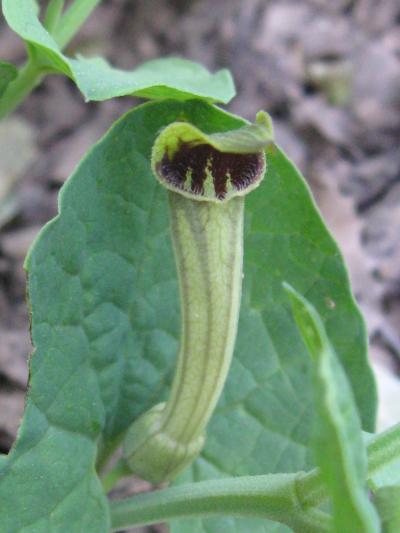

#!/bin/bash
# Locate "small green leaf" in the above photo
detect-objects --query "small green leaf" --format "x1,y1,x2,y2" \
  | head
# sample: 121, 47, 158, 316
0, 61, 18, 98
2, 0, 235, 103
284, 284, 380, 533
69, 56, 235, 103
375, 485, 400, 532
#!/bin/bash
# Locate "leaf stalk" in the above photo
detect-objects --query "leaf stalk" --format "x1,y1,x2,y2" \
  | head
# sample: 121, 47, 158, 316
44, 0, 65, 33
109, 473, 332, 533
109, 423, 400, 530
52, 0, 102, 49
0, 61, 43, 119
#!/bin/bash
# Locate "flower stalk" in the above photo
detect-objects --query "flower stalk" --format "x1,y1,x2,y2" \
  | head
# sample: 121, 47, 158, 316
122, 115, 273, 484
110, 473, 331, 533
110, 423, 400, 529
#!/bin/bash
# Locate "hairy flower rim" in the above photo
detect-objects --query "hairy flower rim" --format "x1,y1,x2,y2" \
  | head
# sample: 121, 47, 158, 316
155, 141, 265, 201
151, 117, 272, 202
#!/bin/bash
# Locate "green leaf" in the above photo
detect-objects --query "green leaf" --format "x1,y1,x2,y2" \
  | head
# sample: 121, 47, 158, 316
2, 0, 235, 103
284, 285, 379, 533
69, 56, 235, 103
0, 99, 376, 532
375, 485, 400, 533
0, 60, 18, 98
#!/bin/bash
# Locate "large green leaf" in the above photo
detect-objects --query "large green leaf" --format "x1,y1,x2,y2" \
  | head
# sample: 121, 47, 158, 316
285, 285, 379, 533
0, 99, 375, 532
1, 0, 235, 104
0, 60, 17, 97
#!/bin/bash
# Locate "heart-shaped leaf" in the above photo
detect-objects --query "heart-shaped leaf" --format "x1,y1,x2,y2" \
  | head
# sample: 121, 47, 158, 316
0, 99, 376, 532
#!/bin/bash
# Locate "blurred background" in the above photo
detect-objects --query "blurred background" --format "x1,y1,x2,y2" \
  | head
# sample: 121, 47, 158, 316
0, 0, 400, 528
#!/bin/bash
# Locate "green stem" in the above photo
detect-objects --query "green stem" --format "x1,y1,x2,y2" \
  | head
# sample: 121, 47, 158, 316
53, 0, 102, 49
109, 423, 400, 530
0, 61, 44, 119
110, 474, 331, 533
44, 0, 65, 33
295, 469, 326, 508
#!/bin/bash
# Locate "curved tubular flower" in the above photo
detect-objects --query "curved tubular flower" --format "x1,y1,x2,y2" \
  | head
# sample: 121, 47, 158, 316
123, 112, 273, 484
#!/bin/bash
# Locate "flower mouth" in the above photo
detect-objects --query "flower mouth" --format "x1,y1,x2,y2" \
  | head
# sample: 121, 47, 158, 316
156, 141, 265, 201
151, 114, 273, 202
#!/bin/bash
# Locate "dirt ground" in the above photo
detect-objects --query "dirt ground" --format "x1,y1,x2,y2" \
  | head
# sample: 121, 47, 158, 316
1, 0, 400, 531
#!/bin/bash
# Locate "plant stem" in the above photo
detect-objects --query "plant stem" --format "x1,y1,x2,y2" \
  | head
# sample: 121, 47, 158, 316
0, 61, 44, 120
44, 0, 65, 33
109, 422, 400, 529
53, 0, 102, 49
110, 474, 331, 533
295, 469, 327, 508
